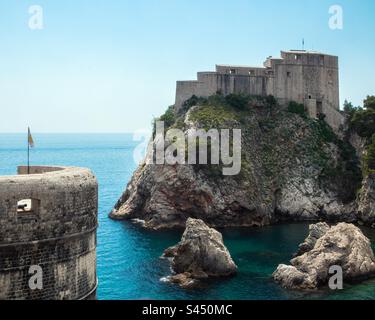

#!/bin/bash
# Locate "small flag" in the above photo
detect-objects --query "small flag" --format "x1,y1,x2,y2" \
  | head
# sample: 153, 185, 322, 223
28, 127, 35, 148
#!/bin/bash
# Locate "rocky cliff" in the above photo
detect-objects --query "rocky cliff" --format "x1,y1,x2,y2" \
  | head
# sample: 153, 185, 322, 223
110, 94, 372, 230
358, 174, 375, 226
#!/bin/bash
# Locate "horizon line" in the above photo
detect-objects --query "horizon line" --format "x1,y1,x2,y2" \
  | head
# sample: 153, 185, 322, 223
0, 132, 139, 134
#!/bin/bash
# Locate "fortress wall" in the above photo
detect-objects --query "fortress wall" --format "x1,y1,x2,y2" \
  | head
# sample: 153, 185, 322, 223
175, 51, 341, 132
0, 166, 98, 300
0, 167, 98, 243
175, 81, 204, 108
274, 52, 339, 106
197, 73, 224, 96
273, 63, 304, 103
322, 104, 345, 131
175, 72, 269, 109
232, 75, 266, 96
302, 65, 324, 102
319, 65, 340, 111
17, 166, 65, 175
305, 98, 318, 118
0, 231, 96, 300
176, 72, 268, 109
215, 65, 266, 76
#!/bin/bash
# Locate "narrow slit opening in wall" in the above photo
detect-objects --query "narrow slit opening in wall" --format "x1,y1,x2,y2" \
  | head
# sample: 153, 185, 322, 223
17, 199, 40, 214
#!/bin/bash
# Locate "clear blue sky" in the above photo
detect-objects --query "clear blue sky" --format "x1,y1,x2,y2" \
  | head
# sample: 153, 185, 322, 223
0, 0, 374, 133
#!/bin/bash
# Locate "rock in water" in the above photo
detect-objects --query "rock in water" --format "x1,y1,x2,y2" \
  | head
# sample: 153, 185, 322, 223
163, 218, 237, 287
273, 222, 375, 290
294, 222, 330, 257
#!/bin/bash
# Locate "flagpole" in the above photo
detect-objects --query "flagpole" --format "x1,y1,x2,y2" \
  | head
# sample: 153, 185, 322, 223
27, 128, 30, 175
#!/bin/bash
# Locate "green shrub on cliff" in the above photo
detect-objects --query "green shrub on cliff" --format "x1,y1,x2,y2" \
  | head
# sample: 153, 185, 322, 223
351, 108, 375, 138
364, 134, 375, 175
225, 93, 249, 110
181, 95, 208, 113
347, 96, 375, 139
287, 101, 306, 118
364, 95, 375, 110
343, 100, 360, 119
188, 104, 238, 129
154, 93, 362, 203
152, 105, 177, 136
159, 106, 176, 129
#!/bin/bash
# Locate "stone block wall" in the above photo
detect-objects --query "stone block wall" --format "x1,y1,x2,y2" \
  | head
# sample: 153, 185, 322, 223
0, 166, 98, 300
174, 50, 343, 132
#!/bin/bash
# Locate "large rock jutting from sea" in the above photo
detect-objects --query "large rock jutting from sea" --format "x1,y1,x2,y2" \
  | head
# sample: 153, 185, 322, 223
273, 222, 375, 290
109, 94, 372, 229
162, 218, 237, 288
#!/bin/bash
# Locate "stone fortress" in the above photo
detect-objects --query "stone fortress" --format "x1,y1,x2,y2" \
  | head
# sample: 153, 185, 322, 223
175, 50, 345, 130
0, 166, 98, 300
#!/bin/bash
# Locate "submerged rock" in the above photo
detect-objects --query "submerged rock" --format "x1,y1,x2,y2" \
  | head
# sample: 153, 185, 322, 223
163, 218, 237, 287
273, 222, 375, 290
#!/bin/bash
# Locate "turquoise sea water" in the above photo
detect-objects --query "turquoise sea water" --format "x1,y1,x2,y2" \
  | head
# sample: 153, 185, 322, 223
0, 133, 374, 300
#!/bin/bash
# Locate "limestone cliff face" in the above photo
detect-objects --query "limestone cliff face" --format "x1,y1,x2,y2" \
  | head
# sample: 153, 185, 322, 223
110, 95, 367, 230
358, 174, 375, 227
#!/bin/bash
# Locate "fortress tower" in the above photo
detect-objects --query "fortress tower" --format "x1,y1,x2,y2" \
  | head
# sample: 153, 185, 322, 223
175, 50, 344, 130
0, 166, 98, 300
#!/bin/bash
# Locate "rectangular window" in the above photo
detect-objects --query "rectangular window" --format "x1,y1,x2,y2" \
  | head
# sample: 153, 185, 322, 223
17, 199, 40, 214
229, 69, 236, 75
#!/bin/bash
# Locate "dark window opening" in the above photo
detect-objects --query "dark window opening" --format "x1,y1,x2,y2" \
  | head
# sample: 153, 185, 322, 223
248, 70, 255, 75
229, 69, 236, 75
287, 72, 291, 77
308, 95, 312, 99
17, 199, 40, 214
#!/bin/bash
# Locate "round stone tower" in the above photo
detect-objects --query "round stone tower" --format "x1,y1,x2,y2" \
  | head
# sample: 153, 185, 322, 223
0, 166, 98, 300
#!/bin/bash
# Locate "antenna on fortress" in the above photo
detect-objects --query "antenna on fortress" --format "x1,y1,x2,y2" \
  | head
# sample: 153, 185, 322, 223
302, 38, 305, 50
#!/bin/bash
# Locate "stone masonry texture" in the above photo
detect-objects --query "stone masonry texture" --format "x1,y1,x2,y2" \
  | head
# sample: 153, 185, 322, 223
175, 50, 344, 131
0, 166, 98, 300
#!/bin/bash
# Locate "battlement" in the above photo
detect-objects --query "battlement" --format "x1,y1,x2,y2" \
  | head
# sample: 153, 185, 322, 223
175, 50, 344, 131
0, 166, 98, 300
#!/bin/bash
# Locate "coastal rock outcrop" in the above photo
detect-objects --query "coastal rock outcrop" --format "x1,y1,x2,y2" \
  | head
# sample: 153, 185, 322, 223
162, 218, 237, 287
273, 223, 375, 290
294, 222, 330, 257
110, 95, 363, 229
357, 174, 375, 227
